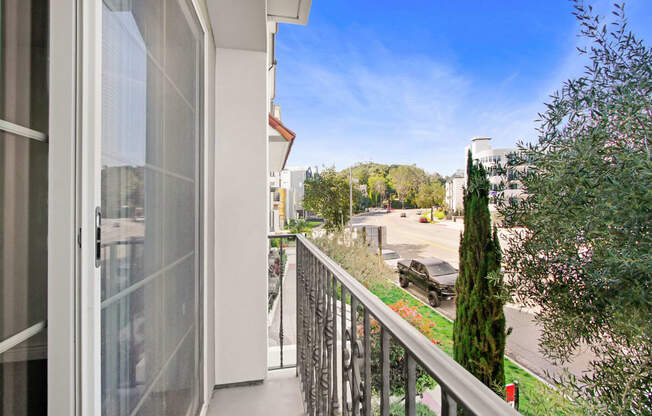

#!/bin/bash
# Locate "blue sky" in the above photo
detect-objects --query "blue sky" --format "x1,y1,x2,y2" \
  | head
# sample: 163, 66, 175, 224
276, 0, 652, 176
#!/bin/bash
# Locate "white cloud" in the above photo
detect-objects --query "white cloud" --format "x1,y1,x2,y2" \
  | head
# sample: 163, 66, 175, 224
276, 1, 648, 175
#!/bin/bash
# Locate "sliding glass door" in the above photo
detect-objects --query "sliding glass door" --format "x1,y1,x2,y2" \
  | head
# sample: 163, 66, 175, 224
100, 1, 202, 415
0, 1, 48, 415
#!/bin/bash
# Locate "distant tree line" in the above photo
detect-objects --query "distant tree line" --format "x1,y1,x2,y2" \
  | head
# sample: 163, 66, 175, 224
303, 162, 447, 230
348, 162, 446, 209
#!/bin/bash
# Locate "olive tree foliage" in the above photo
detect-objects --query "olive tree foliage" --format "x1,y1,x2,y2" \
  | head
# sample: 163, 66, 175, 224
499, 2, 651, 414
303, 167, 351, 230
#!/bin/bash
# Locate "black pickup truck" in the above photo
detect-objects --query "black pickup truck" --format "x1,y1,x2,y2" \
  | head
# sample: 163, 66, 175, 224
397, 258, 457, 307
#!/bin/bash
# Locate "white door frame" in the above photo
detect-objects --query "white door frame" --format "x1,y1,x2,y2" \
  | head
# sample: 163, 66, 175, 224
48, 0, 81, 414
78, 0, 104, 415
49, 1, 216, 414
49, 0, 102, 413
191, 0, 217, 411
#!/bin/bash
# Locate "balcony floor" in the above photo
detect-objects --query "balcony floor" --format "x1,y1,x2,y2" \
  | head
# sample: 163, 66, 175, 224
207, 368, 305, 416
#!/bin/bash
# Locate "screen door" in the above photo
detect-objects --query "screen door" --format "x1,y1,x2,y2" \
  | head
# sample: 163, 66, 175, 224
99, 1, 202, 415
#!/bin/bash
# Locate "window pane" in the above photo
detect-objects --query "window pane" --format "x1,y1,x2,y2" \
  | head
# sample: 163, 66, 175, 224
0, 0, 49, 132
0, 129, 47, 416
0, 328, 47, 415
0, 1, 49, 414
0, 131, 47, 341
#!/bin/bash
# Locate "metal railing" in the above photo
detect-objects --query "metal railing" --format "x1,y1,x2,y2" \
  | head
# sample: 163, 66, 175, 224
268, 234, 296, 370
294, 234, 520, 416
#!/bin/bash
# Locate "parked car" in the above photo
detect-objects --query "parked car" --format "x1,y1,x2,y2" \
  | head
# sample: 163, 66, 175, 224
416, 210, 422, 215
397, 258, 457, 307
400, 212, 406, 218
381, 249, 402, 271
419, 217, 428, 223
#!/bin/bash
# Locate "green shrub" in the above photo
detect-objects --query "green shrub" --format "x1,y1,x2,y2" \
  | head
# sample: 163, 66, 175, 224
310, 232, 392, 289
387, 401, 436, 416
361, 300, 439, 396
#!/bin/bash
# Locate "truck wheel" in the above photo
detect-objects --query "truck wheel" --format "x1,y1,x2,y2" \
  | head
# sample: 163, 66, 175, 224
428, 291, 441, 308
399, 275, 409, 288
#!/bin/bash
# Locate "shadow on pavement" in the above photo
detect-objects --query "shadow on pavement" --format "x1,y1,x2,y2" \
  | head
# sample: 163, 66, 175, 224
384, 242, 431, 260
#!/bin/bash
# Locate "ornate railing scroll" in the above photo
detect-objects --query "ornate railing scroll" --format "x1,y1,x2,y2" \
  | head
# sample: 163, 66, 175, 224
294, 235, 520, 416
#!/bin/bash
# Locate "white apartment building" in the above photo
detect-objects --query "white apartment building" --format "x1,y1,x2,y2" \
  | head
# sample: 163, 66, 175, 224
464, 137, 524, 212
280, 166, 312, 222
445, 169, 465, 213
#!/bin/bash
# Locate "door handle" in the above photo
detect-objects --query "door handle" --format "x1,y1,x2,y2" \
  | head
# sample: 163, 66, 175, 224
95, 207, 102, 267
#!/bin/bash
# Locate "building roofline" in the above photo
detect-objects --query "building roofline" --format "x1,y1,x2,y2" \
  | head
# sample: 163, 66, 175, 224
269, 113, 296, 170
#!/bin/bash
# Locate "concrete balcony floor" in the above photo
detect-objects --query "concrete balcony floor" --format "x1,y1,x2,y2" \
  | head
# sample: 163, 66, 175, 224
207, 368, 305, 416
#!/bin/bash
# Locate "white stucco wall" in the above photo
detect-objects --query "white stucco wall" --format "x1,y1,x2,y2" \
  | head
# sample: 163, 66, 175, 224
446, 175, 465, 212
214, 47, 268, 385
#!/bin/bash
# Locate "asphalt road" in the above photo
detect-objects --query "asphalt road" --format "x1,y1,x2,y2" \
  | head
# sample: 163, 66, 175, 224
351, 209, 594, 384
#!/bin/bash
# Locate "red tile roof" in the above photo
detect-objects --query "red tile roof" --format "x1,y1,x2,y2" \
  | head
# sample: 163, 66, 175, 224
268, 113, 296, 141
269, 113, 296, 169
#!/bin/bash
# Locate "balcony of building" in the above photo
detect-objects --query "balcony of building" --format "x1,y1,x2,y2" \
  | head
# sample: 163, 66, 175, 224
205, 234, 520, 416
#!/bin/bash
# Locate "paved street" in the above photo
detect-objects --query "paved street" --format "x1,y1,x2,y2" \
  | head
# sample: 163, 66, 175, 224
351, 209, 594, 383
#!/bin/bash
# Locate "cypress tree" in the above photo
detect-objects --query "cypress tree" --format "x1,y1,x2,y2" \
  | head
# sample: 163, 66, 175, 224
454, 150, 506, 396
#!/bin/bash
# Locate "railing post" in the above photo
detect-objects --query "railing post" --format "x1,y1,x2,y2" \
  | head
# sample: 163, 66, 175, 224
325, 271, 333, 415
315, 262, 322, 415
330, 275, 339, 415
380, 328, 390, 416
341, 286, 349, 416
322, 267, 330, 415
363, 309, 371, 415
298, 241, 307, 410
308, 253, 316, 415
304, 244, 311, 410
406, 354, 416, 416
318, 262, 327, 415
296, 239, 301, 378
350, 296, 360, 416
280, 237, 284, 368
441, 389, 458, 416
302, 246, 310, 412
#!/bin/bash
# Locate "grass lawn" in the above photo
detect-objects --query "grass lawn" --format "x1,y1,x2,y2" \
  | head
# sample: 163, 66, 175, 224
370, 283, 582, 416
